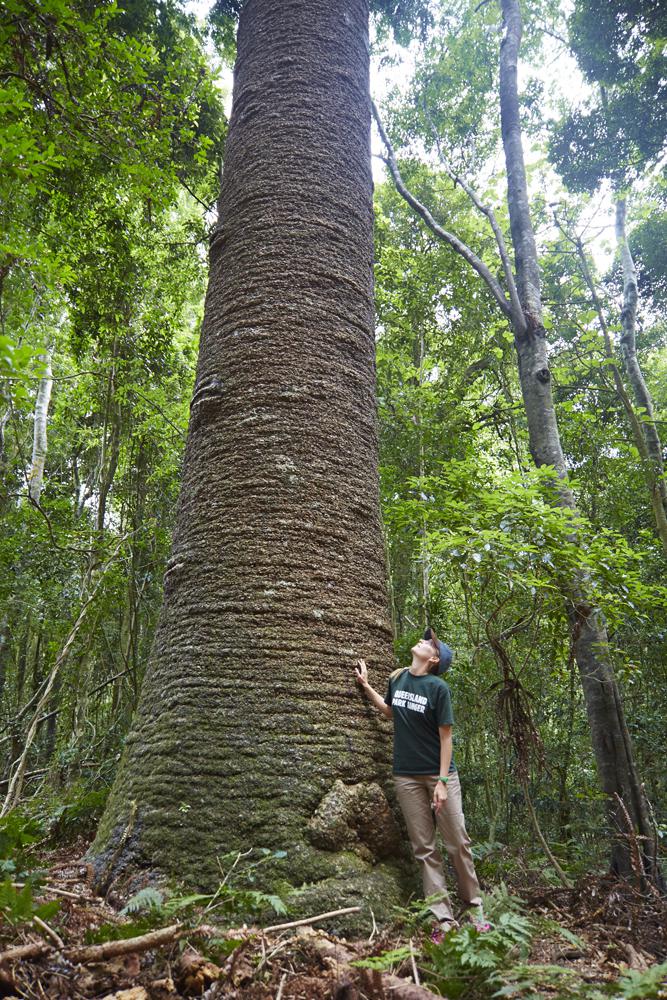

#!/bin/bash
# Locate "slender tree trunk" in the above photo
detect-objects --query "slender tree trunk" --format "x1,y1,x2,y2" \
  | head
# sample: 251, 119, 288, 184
96, 357, 121, 534
615, 198, 667, 528
0, 406, 10, 476
567, 230, 667, 555
92, 0, 404, 918
27, 345, 53, 505
499, 0, 660, 883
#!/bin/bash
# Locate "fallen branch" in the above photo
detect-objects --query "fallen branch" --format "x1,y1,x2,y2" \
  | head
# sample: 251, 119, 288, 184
13, 881, 86, 900
67, 923, 184, 964
0, 940, 50, 964
263, 905, 361, 933
0, 922, 187, 967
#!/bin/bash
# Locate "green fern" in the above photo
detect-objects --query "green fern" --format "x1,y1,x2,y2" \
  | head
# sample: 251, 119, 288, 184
120, 887, 165, 915
391, 892, 453, 933
0, 811, 44, 878
495, 962, 610, 999
352, 946, 414, 971
616, 961, 667, 1000
422, 887, 535, 999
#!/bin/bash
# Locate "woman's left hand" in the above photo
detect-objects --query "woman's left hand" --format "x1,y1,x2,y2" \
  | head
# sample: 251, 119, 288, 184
433, 781, 448, 815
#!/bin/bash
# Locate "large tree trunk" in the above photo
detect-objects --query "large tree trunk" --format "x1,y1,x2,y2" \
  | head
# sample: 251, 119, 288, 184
499, 0, 660, 883
92, 0, 405, 919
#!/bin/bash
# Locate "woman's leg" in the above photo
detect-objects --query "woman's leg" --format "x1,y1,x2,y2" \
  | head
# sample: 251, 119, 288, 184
394, 775, 455, 922
431, 772, 482, 906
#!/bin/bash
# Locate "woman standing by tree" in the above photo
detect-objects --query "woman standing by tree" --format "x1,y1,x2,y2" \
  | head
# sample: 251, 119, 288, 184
355, 628, 487, 935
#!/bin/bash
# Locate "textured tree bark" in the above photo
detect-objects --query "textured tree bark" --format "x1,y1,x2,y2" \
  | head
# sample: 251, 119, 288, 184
92, 0, 405, 918
499, 0, 660, 883
615, 198, 667, 536
27, 345, 53, 505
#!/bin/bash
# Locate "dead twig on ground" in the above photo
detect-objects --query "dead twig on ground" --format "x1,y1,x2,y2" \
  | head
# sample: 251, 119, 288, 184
263, 905, 361, 933
32, 915, 64, 949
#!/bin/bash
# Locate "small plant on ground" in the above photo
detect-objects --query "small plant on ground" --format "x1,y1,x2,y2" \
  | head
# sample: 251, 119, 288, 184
616, 962, 667, 1000
0, 811, 59, 929
416, 885, 533, 998
86, 848, 288, 944
351, 946, 414, 973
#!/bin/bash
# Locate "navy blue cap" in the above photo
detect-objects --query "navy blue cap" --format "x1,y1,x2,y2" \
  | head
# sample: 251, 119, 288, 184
424, 626, 453, 675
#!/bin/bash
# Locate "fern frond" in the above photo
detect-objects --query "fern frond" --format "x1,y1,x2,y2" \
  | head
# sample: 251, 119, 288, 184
120, 886, 164, 915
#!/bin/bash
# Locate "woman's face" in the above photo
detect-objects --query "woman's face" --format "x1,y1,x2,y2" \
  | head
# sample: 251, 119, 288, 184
412, 638, 439, 665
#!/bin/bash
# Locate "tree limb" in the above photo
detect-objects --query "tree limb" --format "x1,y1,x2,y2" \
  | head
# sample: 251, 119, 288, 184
371, 100, 513, 320
420, 97, 526, 333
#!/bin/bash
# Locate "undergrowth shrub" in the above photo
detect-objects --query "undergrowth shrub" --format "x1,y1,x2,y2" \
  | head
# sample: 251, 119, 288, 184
382, 884, 667, 1000
47, 786, 109, 841
86, 848, 288, 944
29, 780, 110, 842
422, 885, 533, 999
0, 811, 59, 929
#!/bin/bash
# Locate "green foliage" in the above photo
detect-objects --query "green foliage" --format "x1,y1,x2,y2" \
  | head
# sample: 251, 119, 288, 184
386, 458, 667, 632
0, 0, 223, 813
496, 962, 609, 999
499, 960, 667, 1000
0, 879, 59, 928
0, 811, 59, 928
371, 0, 434, 45
104, 849, 288, 937
550, 0, 667, 190
85, 914, 162, 945
0, 335, 37, 404
422, 888, 534, 999
616, 962, 667, 1000
120, 886, 165, 916
0, 811, 44, 878
631, 208, 667, 307
87, 878, 287, 945
46, 786, 110, 841
352, 946, 413, 971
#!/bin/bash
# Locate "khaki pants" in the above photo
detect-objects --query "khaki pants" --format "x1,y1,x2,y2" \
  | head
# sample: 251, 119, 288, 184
394, 772, 481, 922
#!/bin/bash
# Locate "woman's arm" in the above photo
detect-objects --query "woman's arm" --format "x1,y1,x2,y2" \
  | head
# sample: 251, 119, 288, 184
354, 659, 393, 719
433, 725, 453, 814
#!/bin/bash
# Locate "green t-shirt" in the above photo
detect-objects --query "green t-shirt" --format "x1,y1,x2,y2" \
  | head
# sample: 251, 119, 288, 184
384, 669, 456, 776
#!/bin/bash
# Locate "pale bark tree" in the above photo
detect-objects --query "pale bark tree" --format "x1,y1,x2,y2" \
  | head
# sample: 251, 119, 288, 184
554, 214, 667, 556
92, 0, 404, 914
96, 343, 121, 534
27, 345, 53, 505
615, 198, 667, 537
499, 0, 657, 883
375, 0, 660, 882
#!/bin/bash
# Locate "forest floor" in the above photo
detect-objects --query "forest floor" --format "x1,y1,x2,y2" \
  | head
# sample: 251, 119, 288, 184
1, 838, 666, 1000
